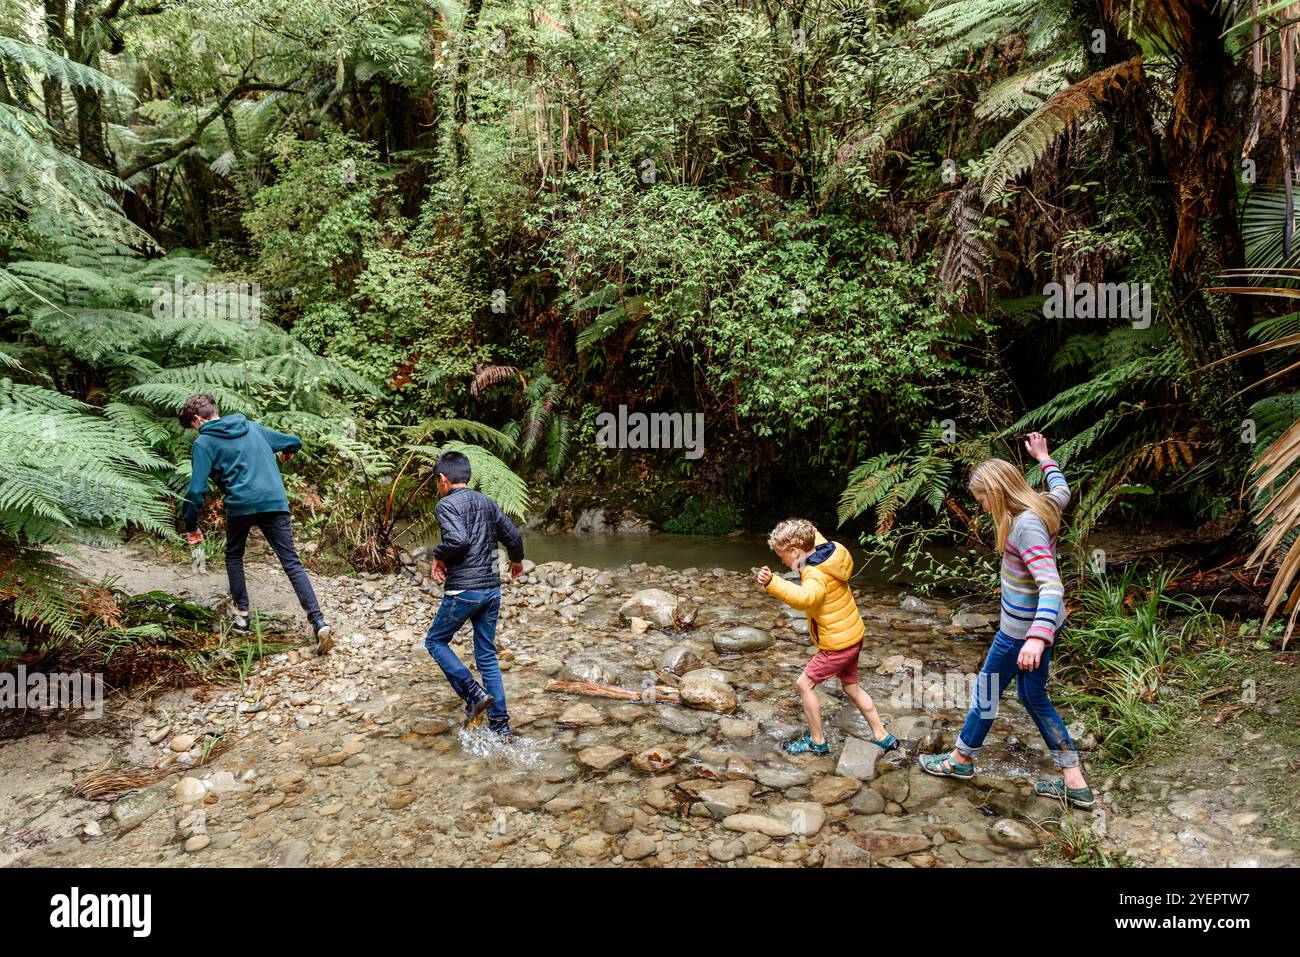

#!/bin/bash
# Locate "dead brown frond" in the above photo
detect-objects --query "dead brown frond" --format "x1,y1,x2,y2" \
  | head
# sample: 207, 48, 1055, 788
468, 364, 526, 397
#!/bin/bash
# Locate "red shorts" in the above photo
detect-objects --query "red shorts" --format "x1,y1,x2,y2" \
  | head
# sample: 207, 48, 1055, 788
803, 641, 862, 685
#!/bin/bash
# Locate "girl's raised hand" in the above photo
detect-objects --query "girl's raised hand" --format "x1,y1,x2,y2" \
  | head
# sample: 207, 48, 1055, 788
1024, 431, 1050, 462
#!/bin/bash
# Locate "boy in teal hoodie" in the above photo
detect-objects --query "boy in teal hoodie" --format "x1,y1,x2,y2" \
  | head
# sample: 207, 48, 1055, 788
179, 394, 333, 653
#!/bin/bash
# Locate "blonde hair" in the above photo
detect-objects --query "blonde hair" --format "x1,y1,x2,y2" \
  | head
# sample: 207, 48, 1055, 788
768, 518, 817, 553
968, 458, 1062, 552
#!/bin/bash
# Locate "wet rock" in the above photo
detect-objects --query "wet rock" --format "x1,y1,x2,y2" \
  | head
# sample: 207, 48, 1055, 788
990, 819, 1042, 849
917, 729, 947, 755
577, 745, 629, 772
903, 767, 954, 807
724, 756, 756, 780
756, 765, 812, 789
631, 748, 677, 773
891, 715, 933, 739
849, 789, 886, 816
491, 781, 542, 810
562, 656, 622, 686
110, 787, 167, 832
683, 667, 732, 685
835, 736, 882, 781
678, 673, 737, 714
875, 771, 909, 805
719, 717, 759, 740
184, 835, 210, 853
558, 703, 604, 727
771, 801, 826, 836
810, 776, 860, 805
856, 830, 930, 858
899, 595, 935, 614
658, 646, 701, 676
658, 708, 704, 735
697, 780, 755, 818
713, 626, 773, 653
721, 814, 792, 838
618, 589, 681, 629
956, 844, 994, 862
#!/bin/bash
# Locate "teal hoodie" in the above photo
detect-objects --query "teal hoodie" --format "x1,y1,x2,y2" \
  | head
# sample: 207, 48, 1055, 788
181, 413, 301, 531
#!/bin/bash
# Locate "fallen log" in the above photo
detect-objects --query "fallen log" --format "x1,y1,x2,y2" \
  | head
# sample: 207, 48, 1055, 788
544, 679, 680, 705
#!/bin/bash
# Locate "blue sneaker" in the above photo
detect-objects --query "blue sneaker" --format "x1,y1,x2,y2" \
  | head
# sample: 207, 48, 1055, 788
783, 734, 830, 756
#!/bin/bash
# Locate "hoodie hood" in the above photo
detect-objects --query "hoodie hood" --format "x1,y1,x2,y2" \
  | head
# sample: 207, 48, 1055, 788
806, 540, 853, 582
199, 412, 250, 439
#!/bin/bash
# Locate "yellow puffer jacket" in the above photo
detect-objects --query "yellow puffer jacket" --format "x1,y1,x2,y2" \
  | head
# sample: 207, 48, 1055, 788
765, 534, 864, 651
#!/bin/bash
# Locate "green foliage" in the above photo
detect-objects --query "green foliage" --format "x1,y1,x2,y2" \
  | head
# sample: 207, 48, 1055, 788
662, 498, 743, 535
1057, 564, 1231, 765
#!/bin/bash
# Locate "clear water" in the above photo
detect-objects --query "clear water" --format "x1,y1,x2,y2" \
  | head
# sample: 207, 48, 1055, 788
513, 530, 897, 584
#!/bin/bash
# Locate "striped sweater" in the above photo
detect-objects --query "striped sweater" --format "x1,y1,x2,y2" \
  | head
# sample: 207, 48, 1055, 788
998, 459, 1070, 645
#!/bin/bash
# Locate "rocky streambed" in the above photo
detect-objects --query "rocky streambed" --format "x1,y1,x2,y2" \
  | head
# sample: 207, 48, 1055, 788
0, 555, 1290, 868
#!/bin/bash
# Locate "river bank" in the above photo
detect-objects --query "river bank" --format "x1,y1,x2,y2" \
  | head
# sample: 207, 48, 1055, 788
0, 540, 1292, 869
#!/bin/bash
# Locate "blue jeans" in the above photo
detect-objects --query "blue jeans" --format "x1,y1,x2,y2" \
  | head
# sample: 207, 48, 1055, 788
954, 630, 1079, 769
423, 588, 508, 727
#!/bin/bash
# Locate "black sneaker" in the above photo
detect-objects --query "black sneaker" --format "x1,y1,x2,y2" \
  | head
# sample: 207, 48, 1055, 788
313, 623, 335, 655
230, 611, 251, 635
488, 722, 514, 739
464, 687, 493, 730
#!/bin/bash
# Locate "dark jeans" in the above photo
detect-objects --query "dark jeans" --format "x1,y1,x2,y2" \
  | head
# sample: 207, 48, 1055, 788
954, 630, 1079, 769
225, 511, 323, 629
423, 588, 508, 727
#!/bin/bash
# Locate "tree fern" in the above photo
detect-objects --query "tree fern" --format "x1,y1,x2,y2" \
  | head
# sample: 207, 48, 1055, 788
981, 58, 1143, 205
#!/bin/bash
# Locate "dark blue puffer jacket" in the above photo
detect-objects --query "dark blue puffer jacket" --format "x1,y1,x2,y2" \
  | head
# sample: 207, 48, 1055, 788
433, 487, 525, 590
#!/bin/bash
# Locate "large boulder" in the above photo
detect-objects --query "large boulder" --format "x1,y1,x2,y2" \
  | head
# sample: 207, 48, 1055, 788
618, 589, 683, 629
712, 626, 773, 653
678, 673, 737, 713
835, 736, 883, 781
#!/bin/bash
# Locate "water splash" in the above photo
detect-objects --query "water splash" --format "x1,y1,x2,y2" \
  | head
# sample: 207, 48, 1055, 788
456, 726, 545, 769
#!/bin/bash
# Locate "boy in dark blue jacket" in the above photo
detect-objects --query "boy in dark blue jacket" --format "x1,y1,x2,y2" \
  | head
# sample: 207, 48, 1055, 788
179, 393, 333, 653
425, 451, 525, 734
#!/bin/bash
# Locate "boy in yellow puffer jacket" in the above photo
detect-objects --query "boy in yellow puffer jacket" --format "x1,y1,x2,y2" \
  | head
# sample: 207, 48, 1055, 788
756, 519, 899, 756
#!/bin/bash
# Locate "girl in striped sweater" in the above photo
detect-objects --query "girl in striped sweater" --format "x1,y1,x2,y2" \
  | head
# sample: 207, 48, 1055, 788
919, 432, 1094, 809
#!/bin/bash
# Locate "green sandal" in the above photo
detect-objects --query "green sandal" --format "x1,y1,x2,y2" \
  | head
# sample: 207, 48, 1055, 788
1034, 778, 1095, 809
918, 752, 974, 779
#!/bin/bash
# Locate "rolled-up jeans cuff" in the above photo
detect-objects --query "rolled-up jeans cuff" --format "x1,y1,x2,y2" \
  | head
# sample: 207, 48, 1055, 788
954, 737, 978, 759
1051, 748, 1080, 769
